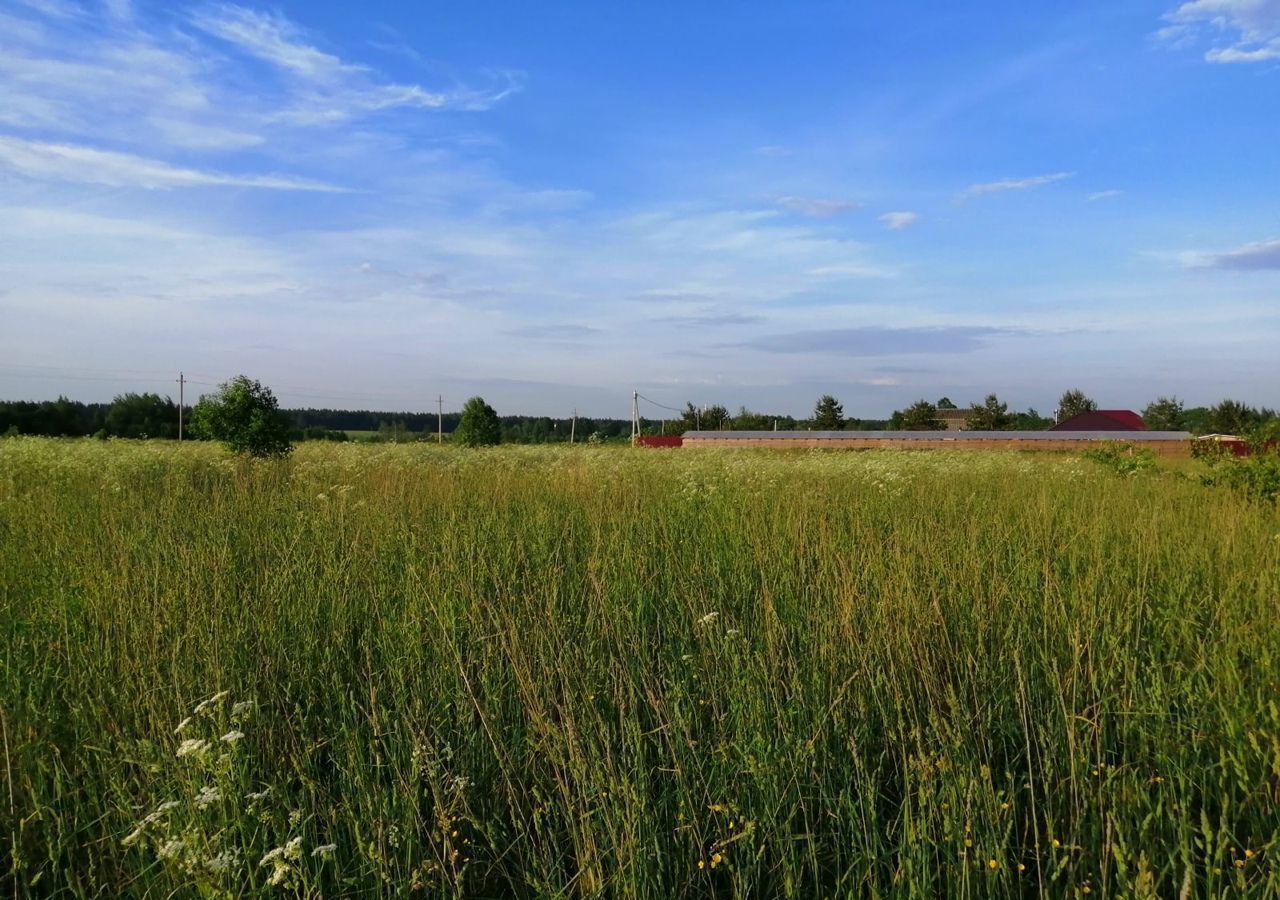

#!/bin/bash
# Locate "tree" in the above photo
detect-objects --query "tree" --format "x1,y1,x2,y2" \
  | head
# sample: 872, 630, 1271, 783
1056, 389, 1097, 423
900, 400, 944, 430
1010, 408, 1053, 430
812, 395, 845, 430
105, 392, 176, 438
1142, 396, 1185, 431
190, 376, 293, 457
965, 394, 1013, 430
454, 396, 501, 446
1208, 398, 1258, 436
936, 397, 957, 409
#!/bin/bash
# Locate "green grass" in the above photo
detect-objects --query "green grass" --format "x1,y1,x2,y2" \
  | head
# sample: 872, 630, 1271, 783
2, 438, 1278, 897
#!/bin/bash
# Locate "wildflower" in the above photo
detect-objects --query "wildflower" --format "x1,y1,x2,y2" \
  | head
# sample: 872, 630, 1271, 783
1235, 860, 1245, 869
206, 849, 239, 872
697, 860, 705, 870
696, 612, 719, 626
1000, 802, 1010, 810
176, 738, 210, 758
158, 839, 184, 860
1051, 839, 1061, 849
1017, 863, 1026, 872
121, 827, 145, 847
289, 809, 303, 828
220, 730, 245, 744
245, 787, 272, 802
1245, 849, 1255, 859
312, 843, 337, 858
283, 836, 303, 859
231, 700, 256, 718
194, 690, 230, 716
711, 853, 723, 866
195, 786, 221, 808
174, 717, 194, 734
987, 858, 1000, 870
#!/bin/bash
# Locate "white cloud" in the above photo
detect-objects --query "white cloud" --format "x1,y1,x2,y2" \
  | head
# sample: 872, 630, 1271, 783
1087, 189, 1123, 201
0, 136, 346, 191
774, 196, 860, 217
189, 4, 520, 123
959, 171, 1075, 200
1162, 0, 1280, 63
879, 211, 919, 229
1182, 237, 1280, 269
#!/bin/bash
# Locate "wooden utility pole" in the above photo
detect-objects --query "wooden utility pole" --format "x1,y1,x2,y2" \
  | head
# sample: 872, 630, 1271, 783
570, 408, 577, 444
437, 395, 443, 443
176, 371, 185, 441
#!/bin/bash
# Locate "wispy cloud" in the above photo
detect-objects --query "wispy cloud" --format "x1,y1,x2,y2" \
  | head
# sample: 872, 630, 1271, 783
505, 323, 601, 339
652, 312, 763, 327
879, 211, 919, 229
0, 136, 346, 191
1087, 189, 1123, 201
774, 196, 860, 218
189, 4, 520, 123
1160, 0, 1280, 63
1183, 238, 1280, 270
958, 171, 1074, 201
737, 325, 1020, 356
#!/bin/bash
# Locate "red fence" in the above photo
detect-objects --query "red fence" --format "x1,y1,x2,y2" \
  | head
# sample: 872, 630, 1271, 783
634, 435, 683, 448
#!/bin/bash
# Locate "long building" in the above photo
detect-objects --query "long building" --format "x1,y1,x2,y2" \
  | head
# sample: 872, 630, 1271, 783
679, 429, 1194, 456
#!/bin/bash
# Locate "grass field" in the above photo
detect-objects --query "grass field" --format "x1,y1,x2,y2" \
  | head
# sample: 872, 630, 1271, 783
2, 438, 1278, 897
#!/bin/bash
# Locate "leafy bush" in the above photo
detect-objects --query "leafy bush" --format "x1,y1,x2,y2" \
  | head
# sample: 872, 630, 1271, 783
1081, 441, 1156, 475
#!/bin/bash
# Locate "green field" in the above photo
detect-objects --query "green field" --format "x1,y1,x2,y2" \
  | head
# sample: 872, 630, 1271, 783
2, 439, 1278, 897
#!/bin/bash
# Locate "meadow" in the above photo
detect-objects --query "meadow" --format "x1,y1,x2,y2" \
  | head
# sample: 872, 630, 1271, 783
2, 438, 1278, 897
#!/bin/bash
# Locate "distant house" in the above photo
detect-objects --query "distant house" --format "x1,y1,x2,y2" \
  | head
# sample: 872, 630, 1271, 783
937, 408, 970, 431
1051, 410, 1146, 431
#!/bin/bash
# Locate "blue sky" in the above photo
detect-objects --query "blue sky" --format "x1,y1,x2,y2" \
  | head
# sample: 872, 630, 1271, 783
1, 0, 1277, 418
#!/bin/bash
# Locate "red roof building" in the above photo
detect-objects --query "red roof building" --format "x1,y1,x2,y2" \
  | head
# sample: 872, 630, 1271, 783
1051, 410, 1147, 431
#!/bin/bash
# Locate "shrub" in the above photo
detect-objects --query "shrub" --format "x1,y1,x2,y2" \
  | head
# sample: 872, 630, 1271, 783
1082, 441, 1156, 475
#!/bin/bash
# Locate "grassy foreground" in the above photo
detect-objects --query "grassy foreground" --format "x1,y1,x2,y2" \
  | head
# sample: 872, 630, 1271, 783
2, 439, 1278, 898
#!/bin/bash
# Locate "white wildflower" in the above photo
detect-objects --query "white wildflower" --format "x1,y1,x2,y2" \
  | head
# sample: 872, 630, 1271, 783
220, 730, 245, 744
283, 836, 303, 859
193, 690, 230, 716
156, 800, 180, 812
267, 864, 289, 886
195, 786, 221, 808
205, 849, 240, 873
288, 809, 303, 828
695, 612, 719, 626
311, 843, 337, 858
231, 700, 256, 718
121, 827, 145, 847
245, 787, 272, 802
259, 847, 285, 866
158, 839, 184, 859
176, 738, 210, 758
174, 716, 194, 734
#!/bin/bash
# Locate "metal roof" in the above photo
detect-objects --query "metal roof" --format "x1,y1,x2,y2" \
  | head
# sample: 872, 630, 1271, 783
681, 430, 1192, 442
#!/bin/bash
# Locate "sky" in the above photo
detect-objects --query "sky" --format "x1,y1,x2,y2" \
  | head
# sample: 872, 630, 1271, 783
0, 0, 1277, 419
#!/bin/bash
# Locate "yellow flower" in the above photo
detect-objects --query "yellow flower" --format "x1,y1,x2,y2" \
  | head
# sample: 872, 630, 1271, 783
988, 859, 999, 870
711, 853, 723, 865
1000, 802, 1010, 810
1245, 849, 1255, 859
1051, 839, 1061, 849
1016, 864, 1026, 873
697, 860, 705, 870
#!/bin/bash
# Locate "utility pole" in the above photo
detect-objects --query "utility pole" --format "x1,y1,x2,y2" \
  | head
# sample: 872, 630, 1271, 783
631, 391, 639, 442
176, 371, 185, 441
570, 408, 577, 444
437, 395, 443, 444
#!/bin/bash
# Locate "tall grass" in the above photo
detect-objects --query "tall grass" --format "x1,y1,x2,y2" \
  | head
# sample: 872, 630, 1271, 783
2, 438, 1277, 897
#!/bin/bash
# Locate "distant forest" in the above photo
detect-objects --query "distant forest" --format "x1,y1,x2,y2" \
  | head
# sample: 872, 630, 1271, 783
1, 393, 1272, 442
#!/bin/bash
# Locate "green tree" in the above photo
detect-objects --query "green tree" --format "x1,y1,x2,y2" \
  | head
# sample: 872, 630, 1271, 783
1142, 397, 1185, 431
965, 394, 1013, 430
454, 396, 501, 446
106, 392, 177, 439
900, 400, 944, 430
1056, 389, 1097, 423
936, 397, 957, 409
1208, 399, 1258, 436
812, 395, 845, 430
1010, 408, 1053, 430
190, 376, 293, 458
